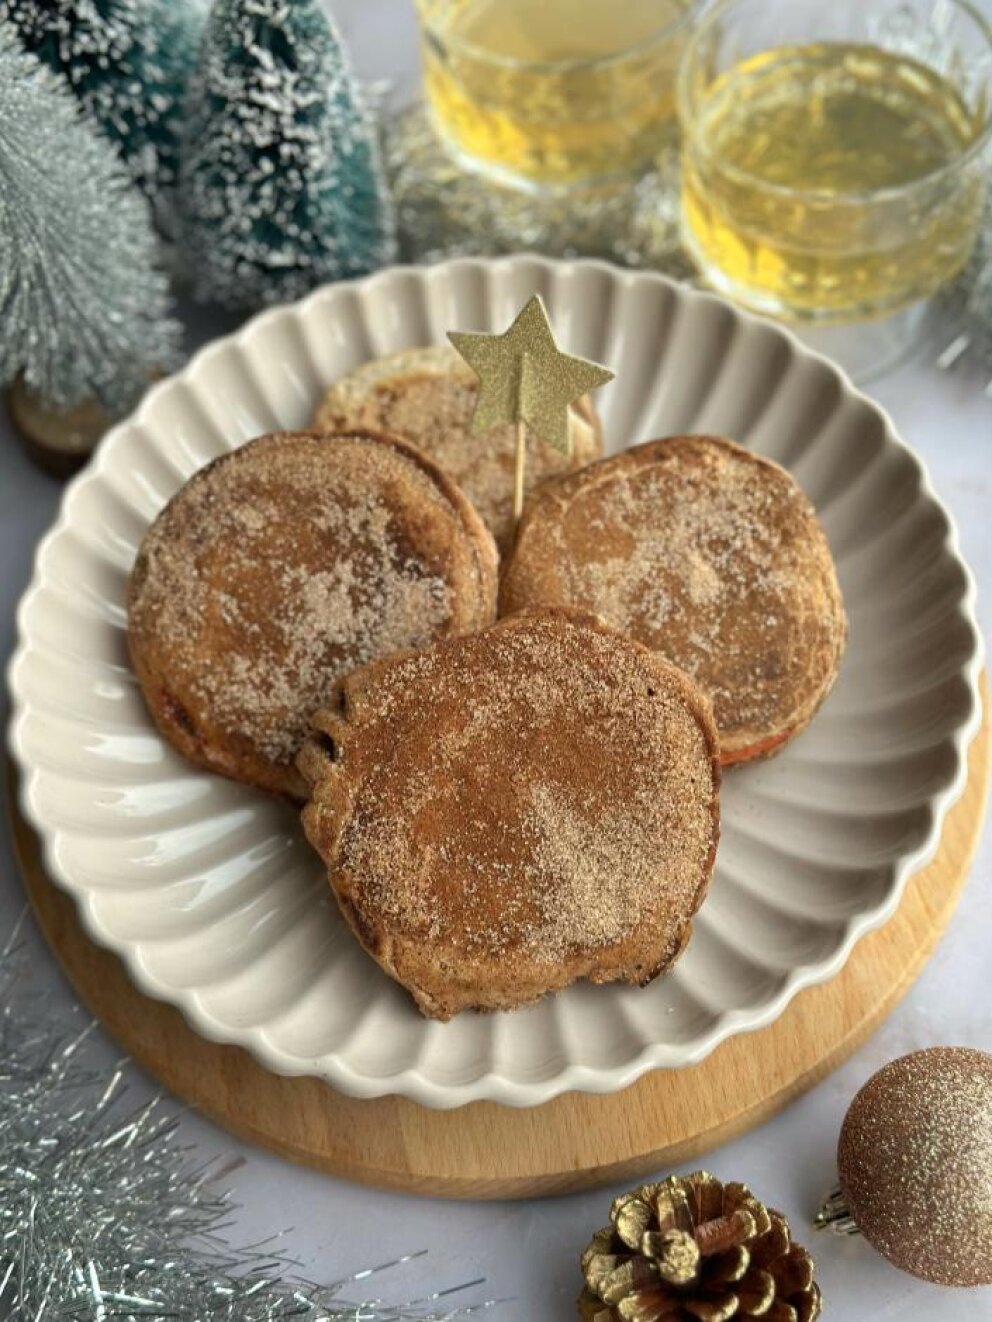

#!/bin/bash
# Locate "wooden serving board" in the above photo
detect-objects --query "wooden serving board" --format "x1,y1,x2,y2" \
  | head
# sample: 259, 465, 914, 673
7, 683, 989, 1199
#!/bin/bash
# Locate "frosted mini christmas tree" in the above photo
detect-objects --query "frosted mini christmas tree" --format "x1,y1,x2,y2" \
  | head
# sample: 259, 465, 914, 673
0, 0, 206, 229
0, 28, 180, 413
181, 0, 396, 312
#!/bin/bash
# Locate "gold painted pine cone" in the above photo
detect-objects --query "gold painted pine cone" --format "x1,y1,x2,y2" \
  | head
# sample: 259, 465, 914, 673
579, 1172, 822, 1322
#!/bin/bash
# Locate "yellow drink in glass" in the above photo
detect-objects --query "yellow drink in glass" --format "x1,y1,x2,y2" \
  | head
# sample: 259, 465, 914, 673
419, 0, 695, 188
678, 0, 992, 324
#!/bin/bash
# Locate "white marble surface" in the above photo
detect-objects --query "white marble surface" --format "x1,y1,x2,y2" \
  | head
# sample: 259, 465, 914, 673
1, 3, 991, 1317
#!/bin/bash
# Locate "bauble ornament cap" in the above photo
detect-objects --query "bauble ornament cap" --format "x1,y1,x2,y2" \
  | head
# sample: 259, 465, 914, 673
816, 1046, 992, 1287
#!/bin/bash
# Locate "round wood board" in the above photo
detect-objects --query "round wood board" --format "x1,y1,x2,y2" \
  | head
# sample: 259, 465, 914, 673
7, 680, 989, 1200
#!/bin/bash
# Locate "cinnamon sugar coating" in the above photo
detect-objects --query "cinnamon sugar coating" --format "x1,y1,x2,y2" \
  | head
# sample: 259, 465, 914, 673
311, 345, 602, 555
128, 430, 498, 797
500, 435, 846, 764
298, 608, 721, 1019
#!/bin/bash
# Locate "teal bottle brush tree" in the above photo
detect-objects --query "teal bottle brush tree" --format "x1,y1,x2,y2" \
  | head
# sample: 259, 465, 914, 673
180, 0, 396, 313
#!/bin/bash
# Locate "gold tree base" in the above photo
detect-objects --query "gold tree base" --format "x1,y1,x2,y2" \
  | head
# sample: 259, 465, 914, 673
6, 377, 113, 478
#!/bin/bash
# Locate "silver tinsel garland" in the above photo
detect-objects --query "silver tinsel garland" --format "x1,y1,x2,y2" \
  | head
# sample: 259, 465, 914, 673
385, 104, 992, 390
384, 106, 689, 278
0, 922, 501, 1321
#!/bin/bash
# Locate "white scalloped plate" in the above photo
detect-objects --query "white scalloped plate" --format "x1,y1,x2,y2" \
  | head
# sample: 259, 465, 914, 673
7, 258, 984, 1108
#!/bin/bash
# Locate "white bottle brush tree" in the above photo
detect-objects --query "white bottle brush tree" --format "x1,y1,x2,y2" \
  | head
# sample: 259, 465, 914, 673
0, 0, 206, 234
0, 29, 180, 413
180, 0, 396, 313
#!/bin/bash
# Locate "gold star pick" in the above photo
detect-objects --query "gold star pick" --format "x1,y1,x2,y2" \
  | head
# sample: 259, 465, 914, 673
448, 294, 614, 522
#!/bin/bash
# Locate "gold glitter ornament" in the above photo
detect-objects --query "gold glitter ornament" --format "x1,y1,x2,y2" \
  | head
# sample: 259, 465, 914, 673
579, 1171, 822, 1321
449, 294, 613, 519
816, 1046, 992, 1287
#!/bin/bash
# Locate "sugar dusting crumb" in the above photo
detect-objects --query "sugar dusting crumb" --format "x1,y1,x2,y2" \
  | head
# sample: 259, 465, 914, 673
130, 433, 476, 767
523, 784, 660, 952
571, 454, 789, 718
331, 613, 718, 964
314, 345, 596, 553
510, 438, 844, 739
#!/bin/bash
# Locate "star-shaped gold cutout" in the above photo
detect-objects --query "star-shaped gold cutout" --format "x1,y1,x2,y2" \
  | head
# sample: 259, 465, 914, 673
448, 294, 614, 457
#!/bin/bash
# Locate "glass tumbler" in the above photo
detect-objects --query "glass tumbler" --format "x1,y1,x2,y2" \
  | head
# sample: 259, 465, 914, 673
677, 0, 992, 342
417, 0, 698, 189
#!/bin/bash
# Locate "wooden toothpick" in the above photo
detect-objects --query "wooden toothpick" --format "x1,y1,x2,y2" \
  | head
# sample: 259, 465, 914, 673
513, 418, 527, 522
